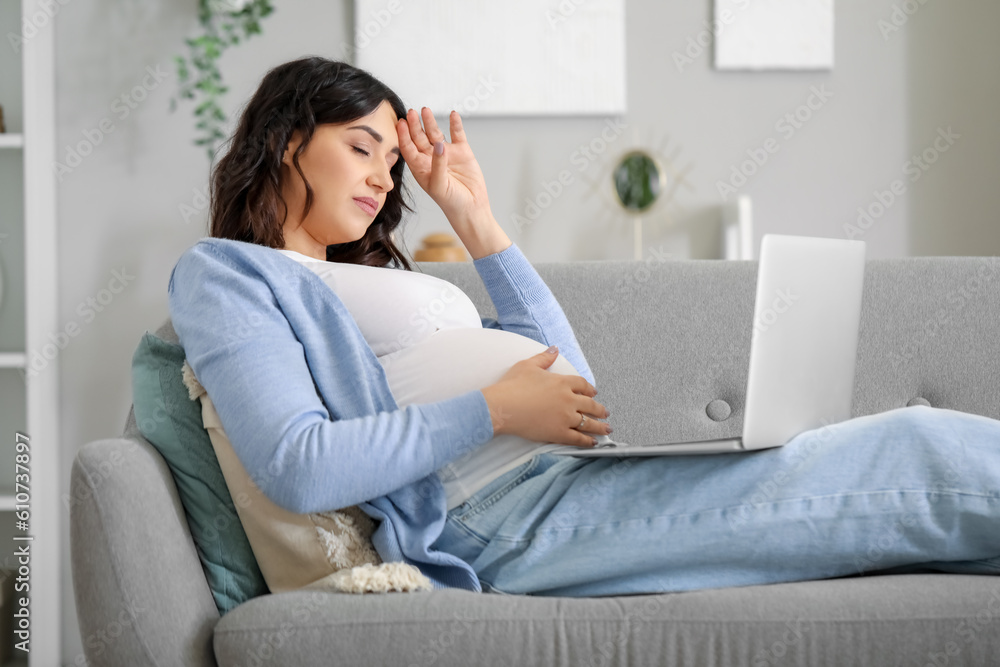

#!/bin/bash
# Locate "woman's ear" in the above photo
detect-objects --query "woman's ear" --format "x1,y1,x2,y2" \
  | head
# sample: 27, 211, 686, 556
283, 130, 303, 166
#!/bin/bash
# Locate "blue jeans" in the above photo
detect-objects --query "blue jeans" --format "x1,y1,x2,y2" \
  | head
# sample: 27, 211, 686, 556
431, 406, 1000, 596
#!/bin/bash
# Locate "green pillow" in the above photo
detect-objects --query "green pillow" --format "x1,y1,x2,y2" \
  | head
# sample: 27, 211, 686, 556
131, 332, 269, 614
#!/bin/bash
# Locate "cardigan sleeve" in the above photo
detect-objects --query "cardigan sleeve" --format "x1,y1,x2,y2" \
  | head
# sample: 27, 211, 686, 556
167, 243, 496, 514
472, 243, 596, 386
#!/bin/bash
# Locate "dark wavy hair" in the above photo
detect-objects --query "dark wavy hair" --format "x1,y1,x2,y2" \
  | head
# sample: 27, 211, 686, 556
210, 57, 414, 270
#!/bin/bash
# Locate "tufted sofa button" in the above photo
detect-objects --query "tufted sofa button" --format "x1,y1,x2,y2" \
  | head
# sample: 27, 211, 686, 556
907, 397, 931, 407
706, 399, 731, 421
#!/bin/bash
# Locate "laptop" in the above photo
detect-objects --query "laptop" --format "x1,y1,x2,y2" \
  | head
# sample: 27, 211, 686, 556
556, 234, 867, 457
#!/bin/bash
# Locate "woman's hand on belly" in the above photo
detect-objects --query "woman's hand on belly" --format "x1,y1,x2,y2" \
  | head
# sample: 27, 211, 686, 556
378, 327, 611, 448
480, 347, 610, 448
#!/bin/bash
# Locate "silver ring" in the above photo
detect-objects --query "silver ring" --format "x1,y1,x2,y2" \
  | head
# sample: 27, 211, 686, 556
575, 413, 587, 430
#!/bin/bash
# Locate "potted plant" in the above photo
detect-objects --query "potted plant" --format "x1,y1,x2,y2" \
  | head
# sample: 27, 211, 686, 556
172, 0, 275, 161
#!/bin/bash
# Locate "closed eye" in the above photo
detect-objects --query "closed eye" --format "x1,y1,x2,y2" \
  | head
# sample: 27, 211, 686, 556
352, 146, 370, 157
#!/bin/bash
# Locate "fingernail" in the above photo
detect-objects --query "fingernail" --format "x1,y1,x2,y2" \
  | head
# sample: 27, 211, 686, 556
591, 437, 599, 446
545, 345, 558, 354
434, 141, 444, 156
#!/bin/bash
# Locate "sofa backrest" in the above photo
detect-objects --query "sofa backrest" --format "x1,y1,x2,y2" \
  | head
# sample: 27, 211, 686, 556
418, 256, 1000, 445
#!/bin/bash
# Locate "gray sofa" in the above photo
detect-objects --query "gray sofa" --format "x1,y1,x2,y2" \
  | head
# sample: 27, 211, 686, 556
71, 253, 1000, 666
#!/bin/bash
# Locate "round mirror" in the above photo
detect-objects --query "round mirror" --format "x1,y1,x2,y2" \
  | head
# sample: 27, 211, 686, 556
612, 150, 665, 213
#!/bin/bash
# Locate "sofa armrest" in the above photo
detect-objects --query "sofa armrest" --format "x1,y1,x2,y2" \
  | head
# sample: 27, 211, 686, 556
70, 435, 219, 667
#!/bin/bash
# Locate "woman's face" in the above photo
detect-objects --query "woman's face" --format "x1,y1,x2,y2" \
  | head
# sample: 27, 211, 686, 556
279, 101, 401, 258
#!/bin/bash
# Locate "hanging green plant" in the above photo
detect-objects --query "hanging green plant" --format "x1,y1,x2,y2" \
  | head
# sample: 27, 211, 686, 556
171, 0, 275, 161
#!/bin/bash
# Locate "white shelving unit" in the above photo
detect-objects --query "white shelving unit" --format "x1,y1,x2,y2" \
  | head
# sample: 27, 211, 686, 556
0, 355, 27, 369
0, 1, 60, 665
0, 135, 24, 149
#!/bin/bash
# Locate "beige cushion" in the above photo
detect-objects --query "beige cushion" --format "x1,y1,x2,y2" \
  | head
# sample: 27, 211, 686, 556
182, 360, 432, 594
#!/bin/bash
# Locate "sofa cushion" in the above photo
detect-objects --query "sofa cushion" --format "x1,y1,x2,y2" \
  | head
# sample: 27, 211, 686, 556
130, 331, 269, 613
212, 575, 1000, 666
198, 389, 401, 593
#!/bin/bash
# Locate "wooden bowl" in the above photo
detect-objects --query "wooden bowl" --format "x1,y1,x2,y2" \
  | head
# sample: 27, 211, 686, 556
413, 233, 468, 262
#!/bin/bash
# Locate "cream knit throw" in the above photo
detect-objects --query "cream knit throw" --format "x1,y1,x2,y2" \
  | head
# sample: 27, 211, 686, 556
181, 360, 432, 595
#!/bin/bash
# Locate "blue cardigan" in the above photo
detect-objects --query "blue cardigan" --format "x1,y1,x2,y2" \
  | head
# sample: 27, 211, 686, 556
168, 237, 595, 590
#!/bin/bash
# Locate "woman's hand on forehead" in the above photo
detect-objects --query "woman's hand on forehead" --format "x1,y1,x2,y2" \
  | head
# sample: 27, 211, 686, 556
396, 107, 493, 227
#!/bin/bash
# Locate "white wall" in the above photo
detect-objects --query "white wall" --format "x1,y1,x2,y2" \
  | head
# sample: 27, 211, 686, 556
51, 0, 999, 661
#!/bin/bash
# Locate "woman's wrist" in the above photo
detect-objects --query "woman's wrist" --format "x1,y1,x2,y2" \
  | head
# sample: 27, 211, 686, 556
480, 386, 509, 436
450, 211, 512, 260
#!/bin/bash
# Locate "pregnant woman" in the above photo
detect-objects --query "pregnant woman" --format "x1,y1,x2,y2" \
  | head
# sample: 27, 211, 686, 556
169, 57, 1000, 597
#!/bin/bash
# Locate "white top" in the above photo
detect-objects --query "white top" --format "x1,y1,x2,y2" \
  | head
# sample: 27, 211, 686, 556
277, 250, 483, 354
278, 249, 571, 509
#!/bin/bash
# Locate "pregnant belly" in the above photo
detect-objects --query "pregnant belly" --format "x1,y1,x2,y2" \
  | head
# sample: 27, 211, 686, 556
377, 327, 584, 406
377, 328, 585, 506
